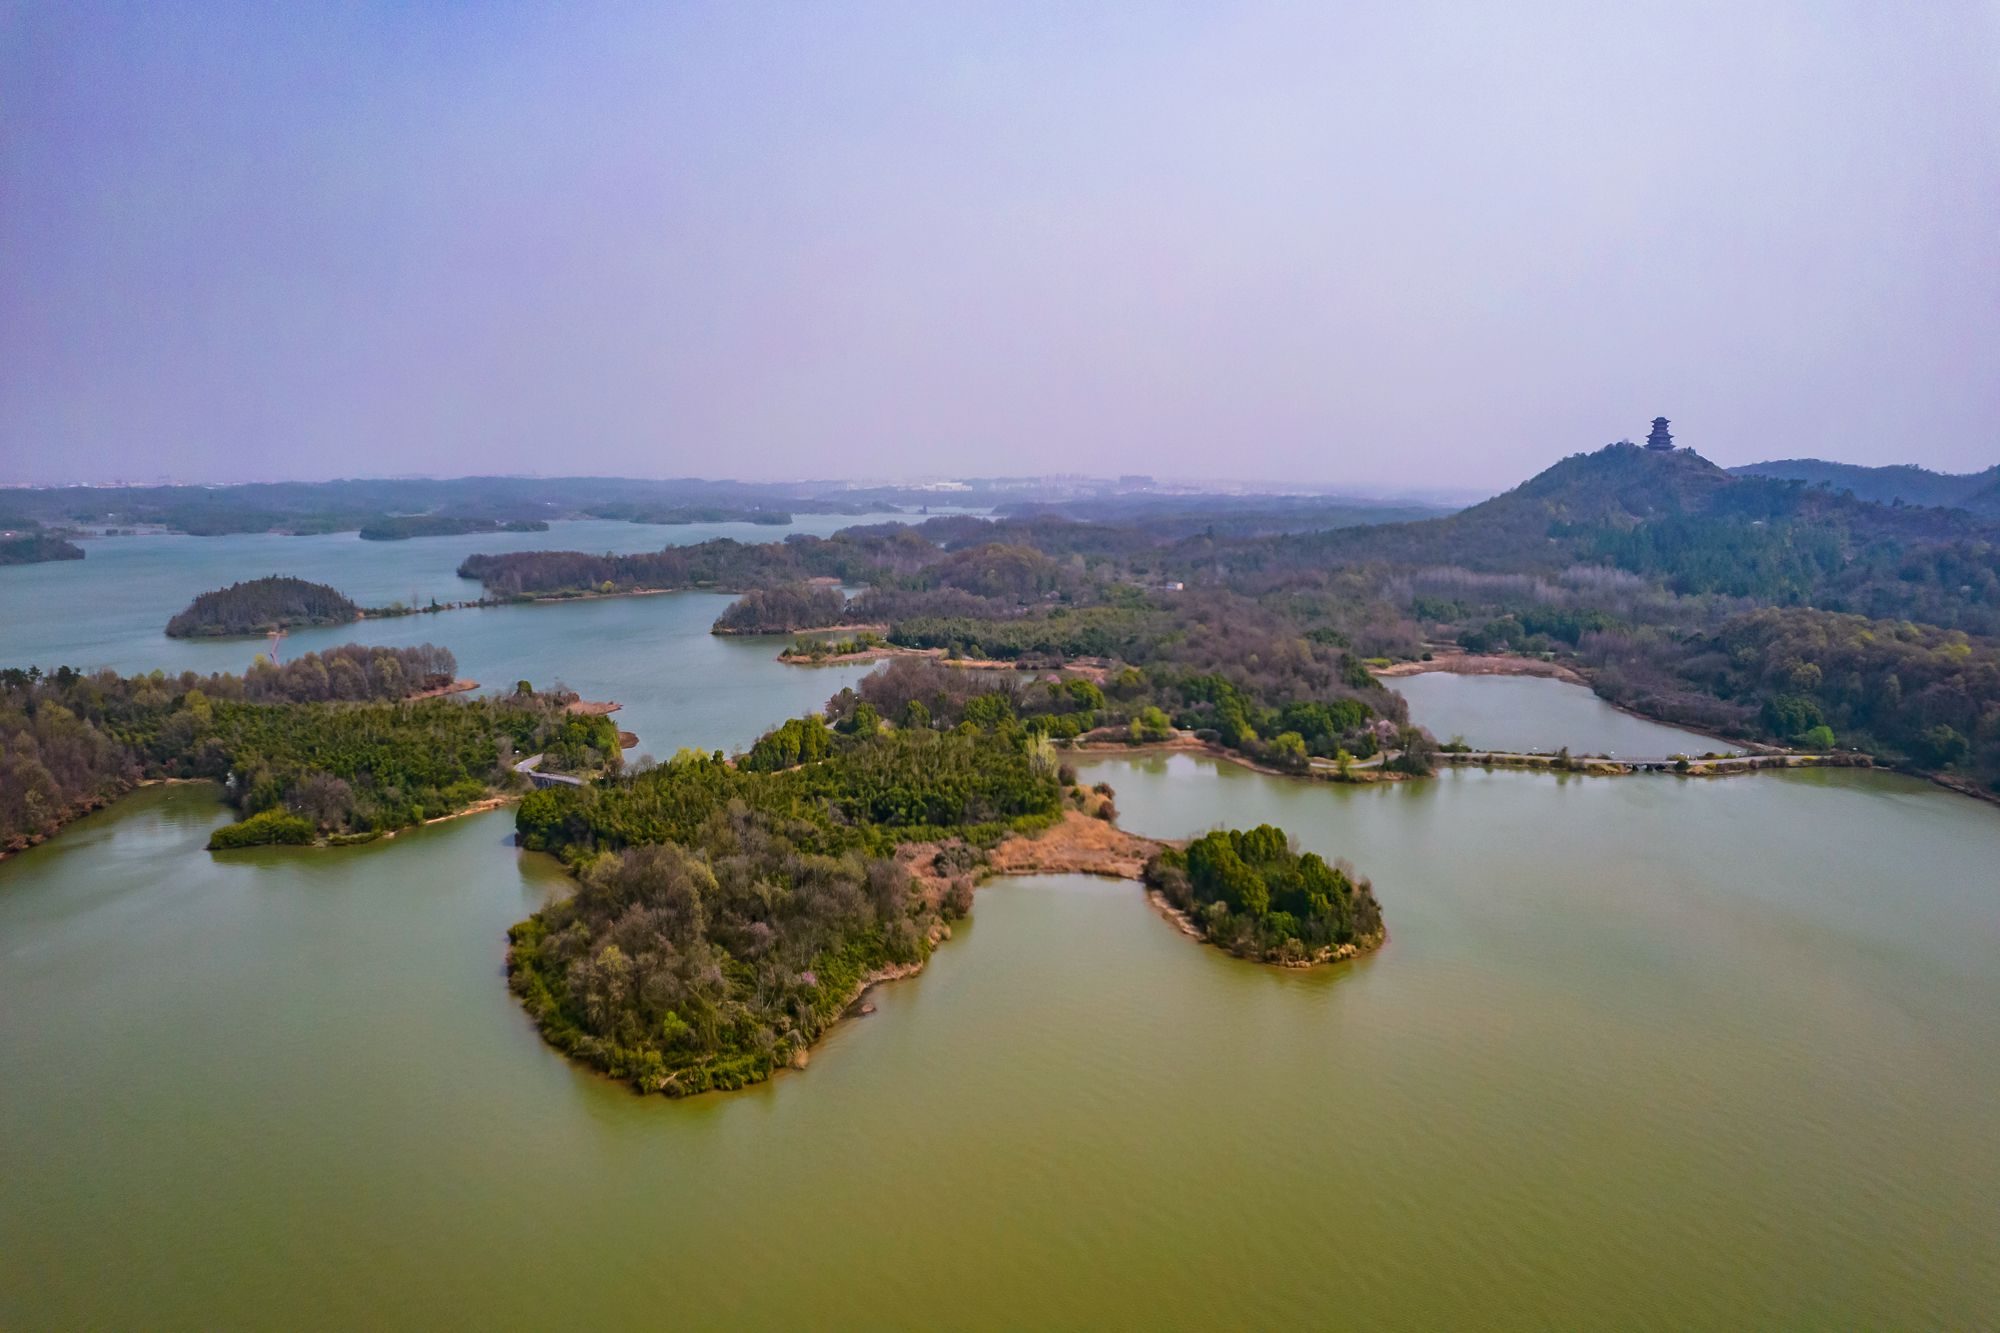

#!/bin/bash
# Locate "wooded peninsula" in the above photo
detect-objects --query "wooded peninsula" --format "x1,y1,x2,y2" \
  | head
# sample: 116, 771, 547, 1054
165, 576, 362, 637
0, 647, 620, 854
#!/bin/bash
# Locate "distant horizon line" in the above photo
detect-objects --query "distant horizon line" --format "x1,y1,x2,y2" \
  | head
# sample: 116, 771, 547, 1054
0, 471, 1484, 504
6, 449, 1995, 500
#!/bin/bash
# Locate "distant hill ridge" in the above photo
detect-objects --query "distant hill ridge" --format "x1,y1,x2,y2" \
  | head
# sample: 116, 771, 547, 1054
1427, 441, 1999, 542
1244, 440, 2000, 627
1733, 458, 2000, 517
1501, 440, 1736, 522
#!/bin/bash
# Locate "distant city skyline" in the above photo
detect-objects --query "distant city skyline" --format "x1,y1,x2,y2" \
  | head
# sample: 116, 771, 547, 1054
4, 3, 1995, 488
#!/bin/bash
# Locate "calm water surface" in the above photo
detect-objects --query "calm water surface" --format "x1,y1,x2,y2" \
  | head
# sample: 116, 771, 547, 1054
0, 512, 933, 679
1392, 669, 1740, 755
1, 549, 1997, 1328
0, 518, 907, 750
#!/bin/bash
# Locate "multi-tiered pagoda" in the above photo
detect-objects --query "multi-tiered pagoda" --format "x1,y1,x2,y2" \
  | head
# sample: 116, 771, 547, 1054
1645, 417, 1674, 451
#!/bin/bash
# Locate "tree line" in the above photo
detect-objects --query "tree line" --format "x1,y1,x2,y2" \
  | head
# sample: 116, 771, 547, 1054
358, 516, 548, 540
517, 721, 1060, 863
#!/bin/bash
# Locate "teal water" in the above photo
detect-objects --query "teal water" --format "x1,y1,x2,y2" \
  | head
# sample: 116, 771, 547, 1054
0, 512, 923, 678
0, 519, 897, 751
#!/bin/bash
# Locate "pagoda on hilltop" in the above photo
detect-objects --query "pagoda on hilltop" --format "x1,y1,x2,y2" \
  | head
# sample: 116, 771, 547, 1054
1644, 417, 1674, 451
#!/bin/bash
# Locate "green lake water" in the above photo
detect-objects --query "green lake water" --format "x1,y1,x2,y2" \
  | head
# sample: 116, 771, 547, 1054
2, 541, 1998, 1328
1389, 669, 1740, 755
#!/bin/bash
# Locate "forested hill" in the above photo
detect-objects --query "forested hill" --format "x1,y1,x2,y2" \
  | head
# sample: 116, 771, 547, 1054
166, 576, 361, 637
1322, 442, 1992, 554
1239, 443, 1740, 573
1732, 459, 2000, 517
1219, 442, 2000, 626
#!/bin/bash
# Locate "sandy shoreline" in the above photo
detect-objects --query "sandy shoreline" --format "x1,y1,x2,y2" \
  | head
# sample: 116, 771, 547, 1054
408, 677, 480, 700
402, 794, 515, 832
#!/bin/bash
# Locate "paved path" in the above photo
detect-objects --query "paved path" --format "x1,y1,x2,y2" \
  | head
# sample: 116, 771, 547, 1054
513, 753, 585, 788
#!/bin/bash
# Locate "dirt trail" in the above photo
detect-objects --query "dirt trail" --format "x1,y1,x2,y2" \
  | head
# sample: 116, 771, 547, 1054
986, 808, 1169, 880
896, 801, 1174, 910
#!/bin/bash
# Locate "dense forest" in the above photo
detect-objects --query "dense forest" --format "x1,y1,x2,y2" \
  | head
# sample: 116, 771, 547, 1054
1579, 608, 2000, 771
508, 821, 940, 1094
4, 645, 456, 849
358, 515, 548, 540
517, 722, 1060, 863
0, 646, 618, 853
507, 717, 1065, 1094
165, 576, 361, 638
1145, 825, 1384, 964
710, 583, 851, 634
0, 533, 86, 565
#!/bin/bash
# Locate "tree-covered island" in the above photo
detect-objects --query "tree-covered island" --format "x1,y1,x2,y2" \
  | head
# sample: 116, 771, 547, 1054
165, 576, 362, 638
1145, 826, 1384, 965
0, 532, 86, 565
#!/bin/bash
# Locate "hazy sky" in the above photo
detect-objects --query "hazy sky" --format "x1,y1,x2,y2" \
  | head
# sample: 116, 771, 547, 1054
3, 2, 1995, 489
